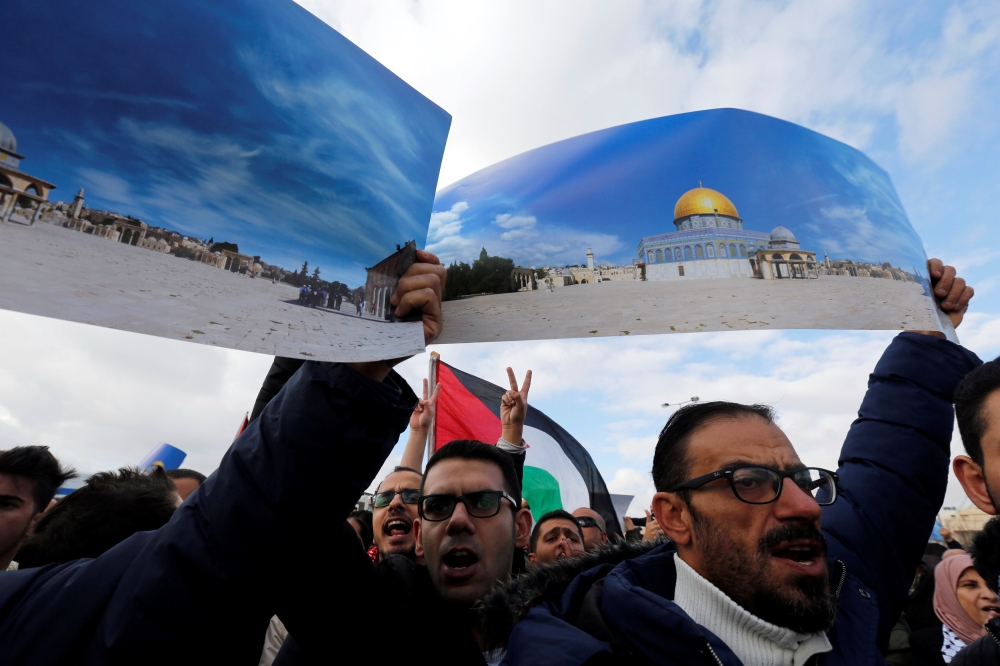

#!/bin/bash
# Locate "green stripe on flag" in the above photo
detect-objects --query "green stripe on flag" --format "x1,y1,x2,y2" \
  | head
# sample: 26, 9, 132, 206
523, 465, 562, 521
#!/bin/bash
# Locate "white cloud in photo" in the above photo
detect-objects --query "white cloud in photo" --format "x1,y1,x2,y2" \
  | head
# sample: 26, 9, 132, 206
427, 201, 476, 263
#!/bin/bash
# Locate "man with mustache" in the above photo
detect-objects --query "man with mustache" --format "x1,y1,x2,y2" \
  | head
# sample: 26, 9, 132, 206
486, 259, 981, 665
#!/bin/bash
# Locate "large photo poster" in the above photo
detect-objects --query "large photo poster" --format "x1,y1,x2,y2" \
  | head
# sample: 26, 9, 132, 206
0, 0, 450, 362
430, 108, 941, 343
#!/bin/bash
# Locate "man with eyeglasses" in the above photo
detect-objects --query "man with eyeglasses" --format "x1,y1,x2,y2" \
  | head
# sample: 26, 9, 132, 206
370, 467, 423, 562
571, 507, 608, 551
486, 259, 981, 665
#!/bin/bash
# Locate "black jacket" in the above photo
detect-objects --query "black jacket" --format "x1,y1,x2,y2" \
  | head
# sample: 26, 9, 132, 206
490, 333, 983, 665
952, 617, 1000, 666
0, 362, 416, 665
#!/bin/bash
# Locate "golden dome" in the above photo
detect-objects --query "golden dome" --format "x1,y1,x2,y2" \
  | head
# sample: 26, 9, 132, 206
673, 186, 739, 221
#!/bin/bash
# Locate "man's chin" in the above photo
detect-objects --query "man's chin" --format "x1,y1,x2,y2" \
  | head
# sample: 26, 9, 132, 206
751, 574, 837, 634
380, 541, 416, 560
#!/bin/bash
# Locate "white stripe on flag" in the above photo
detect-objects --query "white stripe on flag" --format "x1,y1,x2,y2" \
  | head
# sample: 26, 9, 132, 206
523, 424, 590, 512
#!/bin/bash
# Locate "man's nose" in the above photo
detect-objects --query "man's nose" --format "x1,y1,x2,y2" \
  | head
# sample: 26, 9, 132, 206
445, 501, 476, 535
388, 493, 405, 509
774, 479, 823, 522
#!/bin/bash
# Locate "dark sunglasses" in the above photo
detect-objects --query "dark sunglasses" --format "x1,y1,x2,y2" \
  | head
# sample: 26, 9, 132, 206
575, 516, 600, 529
372, 488, 420, 508
668, 466, 839, 506
418, 490, 518, 522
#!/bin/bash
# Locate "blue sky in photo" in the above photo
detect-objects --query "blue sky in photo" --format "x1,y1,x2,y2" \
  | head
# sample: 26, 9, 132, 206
431, 109, 928, 276
0, 0, 450, 288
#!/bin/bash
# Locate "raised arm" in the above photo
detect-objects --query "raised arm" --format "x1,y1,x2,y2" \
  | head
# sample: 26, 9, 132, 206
821, 258, 979, 652
399, 379, 441, 471
498, 367, 532, 488
0, 251, 447, 665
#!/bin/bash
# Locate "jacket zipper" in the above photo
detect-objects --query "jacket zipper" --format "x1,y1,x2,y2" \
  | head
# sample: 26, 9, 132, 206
833, 560, 846, 600
805, 561, 846, 666
987, 621, 1000, 648
705, 642, 725, 666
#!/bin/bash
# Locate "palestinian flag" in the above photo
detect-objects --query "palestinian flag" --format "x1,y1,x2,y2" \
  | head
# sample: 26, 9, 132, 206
433, 359, 621, 537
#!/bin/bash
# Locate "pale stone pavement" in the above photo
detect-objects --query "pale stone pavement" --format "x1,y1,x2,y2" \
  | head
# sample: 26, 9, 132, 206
438, 273, 939, 343
0, 221, 424, 362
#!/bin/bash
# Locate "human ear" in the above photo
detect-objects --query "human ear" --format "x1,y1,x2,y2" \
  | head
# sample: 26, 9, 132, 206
652, 492, 692, 546
514, 508, 531, 549
527, 551, 536, 564
414, 517, 425, 557
954, 456, 997, 515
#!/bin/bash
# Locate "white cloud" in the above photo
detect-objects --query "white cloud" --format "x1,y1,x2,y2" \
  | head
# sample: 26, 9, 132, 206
426, 201, 477, 263
494, 213, 536, 230
296, 0, 1000, 186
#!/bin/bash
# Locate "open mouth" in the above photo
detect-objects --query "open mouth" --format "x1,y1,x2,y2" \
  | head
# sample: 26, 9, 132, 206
771, 540, 823, 569
983, 604, 1000, 617
443, 548, 480, 571
383, 518, 412, 538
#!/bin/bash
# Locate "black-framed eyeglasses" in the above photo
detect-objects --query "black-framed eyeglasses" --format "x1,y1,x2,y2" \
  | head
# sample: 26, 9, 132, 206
418, 490, 518, 522
667, 466, 839, 506
576, 516, 600, 529
373, 488, 420, 508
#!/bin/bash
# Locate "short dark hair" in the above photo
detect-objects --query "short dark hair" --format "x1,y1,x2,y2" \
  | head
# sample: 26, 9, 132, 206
375, 465, 422, 494
15, 467, 178, 568
164, 468, 206, 484
652, 401, 776, 493
955, 358, 1000, 468
0, 446, 76, 513
421, 440, 521, 506
348, 511, 374, 549
971, 517, 1000, 594
529, 509, 584, 553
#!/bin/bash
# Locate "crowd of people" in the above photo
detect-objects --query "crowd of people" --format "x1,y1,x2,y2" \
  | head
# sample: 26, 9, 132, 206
296, 284, 347, 311
1, 251, 999, 666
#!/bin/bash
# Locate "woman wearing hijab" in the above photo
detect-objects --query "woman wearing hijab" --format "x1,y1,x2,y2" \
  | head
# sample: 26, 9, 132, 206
911, 553, 1000, 664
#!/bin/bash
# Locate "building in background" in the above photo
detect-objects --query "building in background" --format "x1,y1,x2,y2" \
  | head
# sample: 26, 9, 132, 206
752, 226, 819, 279
365, 240, 416, 320
0, 119, 56, 226
638, 185, 770, 280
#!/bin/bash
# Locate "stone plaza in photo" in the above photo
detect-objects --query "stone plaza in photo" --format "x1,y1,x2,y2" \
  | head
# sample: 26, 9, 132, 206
438, 274, 938, 344
0, 221, 424, 362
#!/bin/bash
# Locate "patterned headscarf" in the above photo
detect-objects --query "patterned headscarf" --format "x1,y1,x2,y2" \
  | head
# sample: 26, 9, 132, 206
934, 554, 986, 645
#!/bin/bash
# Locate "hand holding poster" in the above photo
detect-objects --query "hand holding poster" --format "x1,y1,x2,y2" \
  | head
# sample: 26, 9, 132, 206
430, 108, 946, 344
0, 0, 450, 362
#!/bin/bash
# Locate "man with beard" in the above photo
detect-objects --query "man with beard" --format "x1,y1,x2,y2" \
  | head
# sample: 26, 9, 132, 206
370, 466, 423, 561
484, 258, 981, 665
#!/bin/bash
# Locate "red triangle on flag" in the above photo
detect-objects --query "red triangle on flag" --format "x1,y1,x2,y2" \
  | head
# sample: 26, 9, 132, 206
233, 412, 249, 442
433, 363, 502, 450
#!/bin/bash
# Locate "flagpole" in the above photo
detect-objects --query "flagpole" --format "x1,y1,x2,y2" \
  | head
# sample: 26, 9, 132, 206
427, 352, 440, 463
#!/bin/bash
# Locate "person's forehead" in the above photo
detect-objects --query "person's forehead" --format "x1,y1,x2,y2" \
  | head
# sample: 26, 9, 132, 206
423, 458, 504, 494
572, 508, 600, 520
542, 519, 579, 535
378, 470, 421, 493
957, 566, 981, 583
685, 417, 801, 473
980, 390, 1000, 452
0, 473, 33, 499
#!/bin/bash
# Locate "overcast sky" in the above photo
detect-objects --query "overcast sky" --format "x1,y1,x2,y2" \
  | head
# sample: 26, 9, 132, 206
2, 0, 999, 516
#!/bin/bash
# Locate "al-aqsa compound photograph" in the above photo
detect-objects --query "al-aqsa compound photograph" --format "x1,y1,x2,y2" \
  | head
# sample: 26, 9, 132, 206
0, 0, 450, 362
429, 108, 941, 344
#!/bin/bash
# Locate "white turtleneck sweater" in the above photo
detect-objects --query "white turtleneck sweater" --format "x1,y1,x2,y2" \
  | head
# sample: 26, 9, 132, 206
673, 554, 833, 666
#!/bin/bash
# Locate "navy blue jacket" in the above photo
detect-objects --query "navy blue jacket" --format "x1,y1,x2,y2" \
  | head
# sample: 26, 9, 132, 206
0, 362, 416, 665
502, 333, 982, 665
